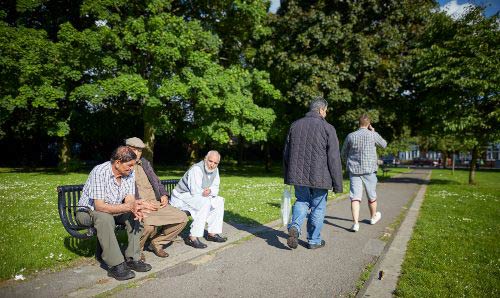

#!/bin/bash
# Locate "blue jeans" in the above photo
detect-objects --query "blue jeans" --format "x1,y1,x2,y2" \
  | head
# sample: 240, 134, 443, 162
288, 186, 328, 245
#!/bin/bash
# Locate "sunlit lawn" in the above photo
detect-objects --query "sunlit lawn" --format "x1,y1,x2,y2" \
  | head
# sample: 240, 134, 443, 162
395, 169, 500, 297
0, 164, 409, 281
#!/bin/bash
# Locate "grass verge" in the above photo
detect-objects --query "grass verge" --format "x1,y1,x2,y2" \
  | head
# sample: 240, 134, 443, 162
350, 262, 375, 297
395, 169, 500, 297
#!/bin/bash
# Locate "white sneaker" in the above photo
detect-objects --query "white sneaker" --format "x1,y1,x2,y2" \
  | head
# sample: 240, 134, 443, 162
351, 223, 359, 232
370, 212, 382, 225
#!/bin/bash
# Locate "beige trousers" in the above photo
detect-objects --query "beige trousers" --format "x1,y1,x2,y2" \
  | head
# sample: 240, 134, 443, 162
139, 204, 188, 250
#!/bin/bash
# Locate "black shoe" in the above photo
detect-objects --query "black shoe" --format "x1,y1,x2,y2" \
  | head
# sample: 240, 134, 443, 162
184, 237, 207, 249
108, 262, 135, 281
126, 259, 152, 272
308, 240, 326, 250
287, 226, 299, 249
205, 234, 227, 243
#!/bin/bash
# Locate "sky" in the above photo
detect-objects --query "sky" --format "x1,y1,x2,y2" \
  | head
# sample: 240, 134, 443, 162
269, 0, 500, 17
438, 0, 499, 18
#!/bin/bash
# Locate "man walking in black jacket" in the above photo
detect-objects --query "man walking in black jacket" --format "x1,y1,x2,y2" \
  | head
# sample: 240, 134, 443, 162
283, 97, 343, 249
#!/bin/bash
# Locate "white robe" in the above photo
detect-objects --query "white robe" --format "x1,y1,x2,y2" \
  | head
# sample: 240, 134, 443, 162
170, 166, 224, 237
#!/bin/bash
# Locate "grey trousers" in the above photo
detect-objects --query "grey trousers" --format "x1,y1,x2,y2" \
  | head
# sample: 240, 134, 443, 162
76, 211, 143, 267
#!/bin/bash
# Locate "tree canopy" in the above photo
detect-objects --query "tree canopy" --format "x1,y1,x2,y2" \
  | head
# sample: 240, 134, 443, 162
410, 7, 499, 183
256, 0, 435, 143
0, 0, 498, 176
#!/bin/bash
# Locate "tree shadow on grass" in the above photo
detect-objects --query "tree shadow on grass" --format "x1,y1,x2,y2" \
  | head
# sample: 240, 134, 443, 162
266, 202, 281, 208
63, 230, 129, 258
154, 163, 284, 179
429, 179, 461, 185
3, 166, 94, 175
64, 237, 96, 258
383, 171, 461, 185
386, 176, 459, 185
224, 210, 291, 250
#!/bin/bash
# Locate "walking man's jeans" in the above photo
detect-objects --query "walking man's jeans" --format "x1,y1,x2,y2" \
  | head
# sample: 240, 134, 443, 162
288, 186, 328, 245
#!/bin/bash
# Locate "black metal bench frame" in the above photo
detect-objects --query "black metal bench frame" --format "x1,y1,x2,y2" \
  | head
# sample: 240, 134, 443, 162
380, 165, 391, 177
57, 179, 179, 239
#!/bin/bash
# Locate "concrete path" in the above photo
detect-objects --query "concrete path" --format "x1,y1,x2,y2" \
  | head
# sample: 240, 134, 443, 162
0, 169, 430, 298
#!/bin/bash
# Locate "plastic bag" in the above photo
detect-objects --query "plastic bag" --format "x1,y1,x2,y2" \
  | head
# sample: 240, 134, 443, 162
281, 185, 292, 226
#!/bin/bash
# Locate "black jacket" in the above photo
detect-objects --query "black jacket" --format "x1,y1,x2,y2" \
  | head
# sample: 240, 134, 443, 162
283, 111, 343, 192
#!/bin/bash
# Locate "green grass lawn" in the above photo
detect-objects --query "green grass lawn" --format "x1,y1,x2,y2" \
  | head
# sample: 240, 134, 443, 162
395, 169, 500, 297
0, 164, 409, 281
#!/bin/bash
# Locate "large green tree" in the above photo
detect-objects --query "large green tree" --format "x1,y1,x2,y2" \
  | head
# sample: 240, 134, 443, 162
169, 0, 280, 164
1, 0, 280, 166
0, 0, 106, 169
0, 19, 86, 169
171, 0, 272, 67
70, 0, 279, 162
258, 0, 434, 142
411, 8, 500, 184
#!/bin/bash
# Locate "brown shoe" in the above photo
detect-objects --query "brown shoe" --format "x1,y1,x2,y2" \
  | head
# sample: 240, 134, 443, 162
149, 243, 169, 258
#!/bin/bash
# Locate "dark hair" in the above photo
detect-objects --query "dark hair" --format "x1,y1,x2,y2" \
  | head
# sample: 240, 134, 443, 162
110, 146, 137, 163
309, 97, 328, 112
359, 113, 371, 126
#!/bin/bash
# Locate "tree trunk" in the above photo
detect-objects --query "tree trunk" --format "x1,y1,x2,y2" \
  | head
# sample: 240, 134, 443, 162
237, 138, 244, 166
187, 140, 199, 165
143, 118, 156, 163
452, 152, 455, 175
58, 137, 71, 172
264, 142, 272, 172
441, 151, 447, 169
468, 146, 479, 185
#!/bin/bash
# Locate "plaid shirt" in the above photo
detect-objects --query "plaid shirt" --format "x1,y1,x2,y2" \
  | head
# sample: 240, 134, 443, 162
78, 161, 135, 210
341, 128, 387, 174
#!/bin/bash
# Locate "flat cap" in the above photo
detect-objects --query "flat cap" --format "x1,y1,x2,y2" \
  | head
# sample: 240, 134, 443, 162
125, 137, 145, 149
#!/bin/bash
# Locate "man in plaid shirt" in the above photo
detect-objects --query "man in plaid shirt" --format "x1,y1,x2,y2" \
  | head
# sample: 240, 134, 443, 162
341, 114, 387, 232
77, 146, 157, 280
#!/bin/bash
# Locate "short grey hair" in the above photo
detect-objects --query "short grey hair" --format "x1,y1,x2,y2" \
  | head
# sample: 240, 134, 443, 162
309, 97, 328, 112
205, 150, 221, 160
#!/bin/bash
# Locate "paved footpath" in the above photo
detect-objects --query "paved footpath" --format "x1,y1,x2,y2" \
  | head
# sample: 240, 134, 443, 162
0, 169, 430, 298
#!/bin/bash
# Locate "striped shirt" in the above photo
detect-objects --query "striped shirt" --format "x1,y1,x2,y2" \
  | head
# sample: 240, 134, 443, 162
341, 128, 387, 174
78, 161, 136, 210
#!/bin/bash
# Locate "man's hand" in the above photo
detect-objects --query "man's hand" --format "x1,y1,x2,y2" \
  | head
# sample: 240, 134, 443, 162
202, 188, 211, 197
160, 195, 169, 208
131, 199, 158, 221
368, 124, 375, 132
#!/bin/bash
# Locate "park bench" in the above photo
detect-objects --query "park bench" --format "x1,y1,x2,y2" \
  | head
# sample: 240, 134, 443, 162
57, 179, 179, 239
380, 164, 391, 177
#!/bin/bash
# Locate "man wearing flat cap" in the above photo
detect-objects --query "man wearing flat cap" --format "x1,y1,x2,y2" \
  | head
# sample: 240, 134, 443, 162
125, 137, 188, 259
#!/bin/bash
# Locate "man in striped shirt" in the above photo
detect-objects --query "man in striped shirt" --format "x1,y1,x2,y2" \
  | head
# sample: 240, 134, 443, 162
341, 114, 387, 232
76, 146, 157, 280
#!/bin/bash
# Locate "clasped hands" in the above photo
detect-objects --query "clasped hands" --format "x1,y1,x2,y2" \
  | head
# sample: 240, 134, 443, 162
129, 195, 170, 221
202, 188, 211, 197
129, 199, 158, 221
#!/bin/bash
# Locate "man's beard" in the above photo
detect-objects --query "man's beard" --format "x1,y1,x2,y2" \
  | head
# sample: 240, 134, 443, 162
205, 163, 216, 173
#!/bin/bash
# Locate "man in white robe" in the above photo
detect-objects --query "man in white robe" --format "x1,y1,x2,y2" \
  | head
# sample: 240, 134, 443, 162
170, 150, 226, 248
